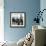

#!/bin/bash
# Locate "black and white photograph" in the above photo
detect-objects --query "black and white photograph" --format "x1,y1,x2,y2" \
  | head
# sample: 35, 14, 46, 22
10, 12, 26, 27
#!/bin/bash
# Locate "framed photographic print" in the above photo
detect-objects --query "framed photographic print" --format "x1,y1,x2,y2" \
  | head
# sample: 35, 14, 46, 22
10, 12, 26, 28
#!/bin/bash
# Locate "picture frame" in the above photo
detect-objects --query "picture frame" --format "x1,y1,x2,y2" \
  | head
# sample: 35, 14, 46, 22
10, 12, 26, 28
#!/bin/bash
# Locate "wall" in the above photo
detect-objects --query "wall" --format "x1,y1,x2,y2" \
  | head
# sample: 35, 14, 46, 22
0, 0, 4, 42
40, 0, 46, 27
4, 0, 40, 42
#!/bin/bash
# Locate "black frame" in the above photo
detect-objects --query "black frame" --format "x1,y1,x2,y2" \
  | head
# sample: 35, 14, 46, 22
10, 12, 26, 28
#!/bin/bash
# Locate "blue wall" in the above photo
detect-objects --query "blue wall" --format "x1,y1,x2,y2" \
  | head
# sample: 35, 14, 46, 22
40, 0, 46, 27
4, 0, 40, 42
